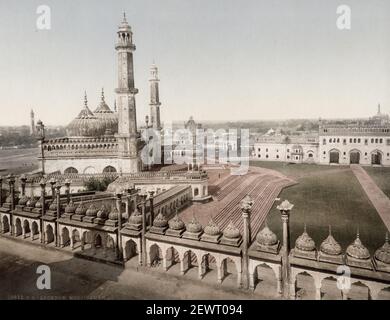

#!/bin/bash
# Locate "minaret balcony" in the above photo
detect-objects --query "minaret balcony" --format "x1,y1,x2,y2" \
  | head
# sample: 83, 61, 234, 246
115, 88, 139, 95
115, 43, 136, 51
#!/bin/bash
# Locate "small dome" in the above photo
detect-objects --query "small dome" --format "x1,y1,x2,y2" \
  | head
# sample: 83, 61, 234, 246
129, 207, 142, 225
66, 93, 106, 137
153, 212, 168, 228
35, 196, 44, 208
256, 224, 278, 246
75, 202, 87, 216
204, 219, 221, 236
86, 204, 98, 217
168, 214, 185, 230
346, 233, 370, 260
26, 197, 37, 207
108, 206, 119, 221
97, 205, 108, 219
186, 217, 202, 233
320, 227, 342, 256
93, 89, 118, 135
295, 226, 316, 251
5, 195, 12, 204
223, 221, 240, 239
65, 199, 76, 214
49, 200, 57, 211
375, 234, 390, 264
18, 195, 29, 206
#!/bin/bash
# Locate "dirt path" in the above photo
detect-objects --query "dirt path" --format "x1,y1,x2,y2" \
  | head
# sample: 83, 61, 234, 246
350, 165, 390, 230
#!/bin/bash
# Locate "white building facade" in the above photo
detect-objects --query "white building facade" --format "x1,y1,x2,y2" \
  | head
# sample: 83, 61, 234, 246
253, 107, 390, 167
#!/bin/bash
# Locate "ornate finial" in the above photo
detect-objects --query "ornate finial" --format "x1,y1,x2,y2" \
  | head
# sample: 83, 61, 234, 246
329, 225, 332, 236
277, 199, 294, 212
240, 195, 254, 213
101, 88, 105, 102
84, 91, 88, 108
385, 232, 389, 244
304, 223, 307, 233
123, 11, 127, 23
357, 227, 360, 239
378, 103, 381, 114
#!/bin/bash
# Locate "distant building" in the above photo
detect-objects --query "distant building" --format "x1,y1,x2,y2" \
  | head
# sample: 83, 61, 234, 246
30, 109, 35, 135
253, 106, 390, 166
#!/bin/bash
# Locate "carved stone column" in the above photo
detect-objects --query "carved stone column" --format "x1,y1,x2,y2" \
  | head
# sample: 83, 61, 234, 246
0, 176, 3, 207
39, 178, 46, 243
240, 195, 253, 290
116, 192, 123, 260
140, 194, 147, 266
55, 183, 61, 247
8, 175, 16, 236
277, 200, 294, 299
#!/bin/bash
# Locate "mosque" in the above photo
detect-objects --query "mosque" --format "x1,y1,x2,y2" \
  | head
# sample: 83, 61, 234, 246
41, 14, 163, 175
0, 15, 389, 300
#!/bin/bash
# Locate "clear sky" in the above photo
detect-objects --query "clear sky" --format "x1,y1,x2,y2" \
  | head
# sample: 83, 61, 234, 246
0, 0, 389, 126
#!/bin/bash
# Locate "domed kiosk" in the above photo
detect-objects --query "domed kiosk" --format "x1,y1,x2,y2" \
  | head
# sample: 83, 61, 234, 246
318, 226, 343, 264
345, 231, 372, 270
292, 225, 317, 260
374, 233, 390, 273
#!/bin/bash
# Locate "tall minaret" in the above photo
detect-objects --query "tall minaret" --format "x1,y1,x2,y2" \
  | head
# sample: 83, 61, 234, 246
149, 63, 162, 130
30, 109, 35, 135
115, 13, 140, 173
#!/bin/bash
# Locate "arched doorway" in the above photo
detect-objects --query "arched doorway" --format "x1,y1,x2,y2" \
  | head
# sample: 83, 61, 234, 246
64, 167, 78, 174
165, 246, 181, 272
103, 166, 117, 173
321, 276, 342, 300
371, 151, 382, 165
15, 218, 22, 237
294, 271, 316, 300
200, 254, 218, 282
72, 229, 81, 249
377, 286, 390, 300
124, 239, 138, 262
95, 234, 103, 248
23, 220, 31, 238
253, 263, 278, 298
194, 188, 199, 197
2, 216, 10, 234
182, 250, 199, 277
329, 150, 340, 164
349, 150, 360, 164
46, 225, 55, 244
61, 227, 70, 247
348, 281, 370, 300
149, 244, 163, 268
220, 257, 238, 287
31, 221, 39, 240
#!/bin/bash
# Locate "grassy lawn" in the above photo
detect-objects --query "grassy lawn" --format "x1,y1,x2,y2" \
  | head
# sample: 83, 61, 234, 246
250, 161, 388, 253
363, 166, 390, 198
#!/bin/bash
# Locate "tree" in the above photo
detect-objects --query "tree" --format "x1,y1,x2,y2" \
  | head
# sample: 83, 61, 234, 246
84, 176, 116, 192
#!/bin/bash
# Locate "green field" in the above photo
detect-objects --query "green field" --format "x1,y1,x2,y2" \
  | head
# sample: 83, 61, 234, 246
363, 166, 390, 198
250, 161, 388, 253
